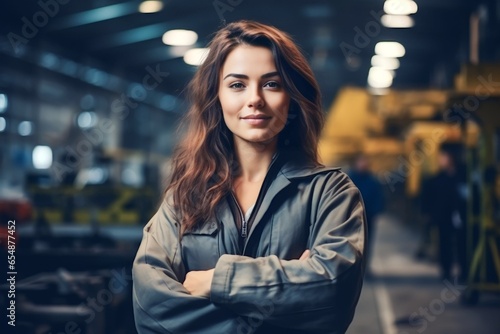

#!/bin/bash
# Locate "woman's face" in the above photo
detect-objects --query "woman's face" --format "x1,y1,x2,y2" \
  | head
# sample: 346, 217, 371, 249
218, 45, 290, 146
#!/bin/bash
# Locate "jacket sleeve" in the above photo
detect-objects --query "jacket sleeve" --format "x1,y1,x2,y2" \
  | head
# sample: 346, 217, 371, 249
132, 198, 246, 334
210, 171, 366, 333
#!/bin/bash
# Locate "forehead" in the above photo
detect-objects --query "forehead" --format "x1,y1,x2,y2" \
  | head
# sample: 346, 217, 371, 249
221, 45, 277, 76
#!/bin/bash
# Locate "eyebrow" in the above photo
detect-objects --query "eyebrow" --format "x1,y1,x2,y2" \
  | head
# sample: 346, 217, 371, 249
223, 71, 280, 81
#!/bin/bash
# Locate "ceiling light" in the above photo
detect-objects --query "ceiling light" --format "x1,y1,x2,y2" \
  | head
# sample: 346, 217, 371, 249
162, 29, 198, 46
18, 121, 33, 136
183, 48, 210, 66
33, 146, 53, 169
381, 14, 414, 28
0, 117, 5, 132
375, 41, 406, 58
384, 0, 418, 15
371, 55, 400, 70
77, 111, 97, 129
139, 1, 163, 14
368, 67, 394, 88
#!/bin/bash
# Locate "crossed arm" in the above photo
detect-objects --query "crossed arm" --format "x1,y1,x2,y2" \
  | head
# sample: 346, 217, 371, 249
183, 250, 311, 297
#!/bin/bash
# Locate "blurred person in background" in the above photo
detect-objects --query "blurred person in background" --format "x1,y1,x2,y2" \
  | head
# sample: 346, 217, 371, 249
348, 154, 385, 279
421, 145, 467, 282
132, 20, 366, 334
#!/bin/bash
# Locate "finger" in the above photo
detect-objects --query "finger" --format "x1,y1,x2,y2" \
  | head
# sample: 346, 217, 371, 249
299, 249, 310, 260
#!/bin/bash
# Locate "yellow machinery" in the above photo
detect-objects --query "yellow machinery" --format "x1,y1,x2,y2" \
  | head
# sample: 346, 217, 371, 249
27, 147, 166, 226
29, 185, 156, 225
450, 63, 500, 304
319, 87, 462, 188
318, 86, 402, 172
372, 89, 454, 196
319, 86, 385, 166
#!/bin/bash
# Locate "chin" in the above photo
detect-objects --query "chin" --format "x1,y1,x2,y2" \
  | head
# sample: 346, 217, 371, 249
237, 132, 276, 144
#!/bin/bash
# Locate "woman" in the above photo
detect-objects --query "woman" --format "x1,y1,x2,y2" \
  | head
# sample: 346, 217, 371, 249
132, 20, 366, 334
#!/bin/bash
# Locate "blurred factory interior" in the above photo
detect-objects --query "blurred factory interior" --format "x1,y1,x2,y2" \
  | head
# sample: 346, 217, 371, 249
0, 0, 500, 333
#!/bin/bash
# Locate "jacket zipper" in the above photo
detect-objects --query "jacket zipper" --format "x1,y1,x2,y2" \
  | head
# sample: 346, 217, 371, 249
230, 152, 280, 243
231, 192, 247, 238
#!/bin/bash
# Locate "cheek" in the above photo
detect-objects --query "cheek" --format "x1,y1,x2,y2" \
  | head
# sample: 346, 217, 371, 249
221, 104, 240, 125
219, 92, 242, 117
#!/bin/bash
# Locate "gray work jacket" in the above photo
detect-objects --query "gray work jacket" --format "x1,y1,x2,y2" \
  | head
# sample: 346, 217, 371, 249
132, 150, 367, 334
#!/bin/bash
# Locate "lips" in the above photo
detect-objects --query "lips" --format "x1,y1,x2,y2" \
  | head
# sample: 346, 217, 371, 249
241, 114, 271, 120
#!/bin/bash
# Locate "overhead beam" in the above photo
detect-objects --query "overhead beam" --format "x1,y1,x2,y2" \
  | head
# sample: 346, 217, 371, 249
48, 1, 140, 31
89, 11, 211, 51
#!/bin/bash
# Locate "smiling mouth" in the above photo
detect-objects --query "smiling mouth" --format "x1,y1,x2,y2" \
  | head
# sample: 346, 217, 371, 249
240, 115, 272, 125
241, 115, 271, 120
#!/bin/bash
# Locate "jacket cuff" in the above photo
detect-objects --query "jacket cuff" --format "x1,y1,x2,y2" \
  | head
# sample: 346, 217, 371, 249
210, 254, 235, 304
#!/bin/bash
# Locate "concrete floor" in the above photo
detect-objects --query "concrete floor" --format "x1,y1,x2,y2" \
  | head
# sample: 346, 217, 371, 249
347, 214, 500, 334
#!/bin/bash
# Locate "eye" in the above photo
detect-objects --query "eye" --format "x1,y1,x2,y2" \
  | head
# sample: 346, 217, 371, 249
264, 81, 281, 89
229, 82, 245, 89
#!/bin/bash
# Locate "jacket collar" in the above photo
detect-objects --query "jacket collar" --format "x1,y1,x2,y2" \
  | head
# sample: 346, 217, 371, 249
278, 148, 342, 179
280, 160, 342, 179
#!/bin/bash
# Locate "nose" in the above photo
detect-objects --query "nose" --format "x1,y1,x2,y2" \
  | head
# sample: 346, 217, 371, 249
247, 86, 265, 109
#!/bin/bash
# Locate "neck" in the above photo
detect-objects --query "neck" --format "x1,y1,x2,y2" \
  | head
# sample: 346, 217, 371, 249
233, 137, 277, 182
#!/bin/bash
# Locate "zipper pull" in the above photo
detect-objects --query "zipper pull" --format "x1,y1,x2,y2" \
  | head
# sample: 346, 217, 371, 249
241, 217, 247, 238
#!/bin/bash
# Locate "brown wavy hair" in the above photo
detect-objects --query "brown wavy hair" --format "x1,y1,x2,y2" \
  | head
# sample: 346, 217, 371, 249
166, 20, 324, 232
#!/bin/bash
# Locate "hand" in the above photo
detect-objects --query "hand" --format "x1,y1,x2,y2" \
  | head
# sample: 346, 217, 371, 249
299, 249, 310, 260
183, 269, 214, 298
